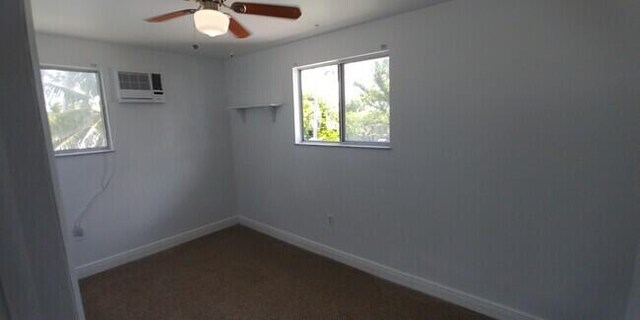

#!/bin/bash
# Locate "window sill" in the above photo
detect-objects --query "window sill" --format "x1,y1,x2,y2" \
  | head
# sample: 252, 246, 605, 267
295, 142, 391, 150
54, 148, 115, 158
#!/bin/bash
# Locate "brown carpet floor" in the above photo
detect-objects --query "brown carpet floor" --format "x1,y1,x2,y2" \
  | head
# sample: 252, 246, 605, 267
80, 226, 493, 320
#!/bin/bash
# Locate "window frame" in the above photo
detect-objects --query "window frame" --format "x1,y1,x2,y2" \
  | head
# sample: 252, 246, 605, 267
40, 65, 115, 157
293, 51, 391, 149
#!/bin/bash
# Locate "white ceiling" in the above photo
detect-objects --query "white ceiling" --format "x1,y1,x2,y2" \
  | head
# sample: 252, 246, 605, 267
31, 0, 448, 58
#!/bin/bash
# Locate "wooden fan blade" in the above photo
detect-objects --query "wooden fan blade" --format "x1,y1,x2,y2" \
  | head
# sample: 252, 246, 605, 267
145, 9, 196, 23
230, 2, 301, 19
229, 18, 251, 38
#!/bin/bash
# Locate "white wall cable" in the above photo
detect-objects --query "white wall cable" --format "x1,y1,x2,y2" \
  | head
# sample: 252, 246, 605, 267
72, 153, 114, 238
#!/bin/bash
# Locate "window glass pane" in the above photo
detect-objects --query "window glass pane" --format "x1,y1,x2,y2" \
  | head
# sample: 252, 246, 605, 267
344, 57, 390, 143
300, 65, 340, 142
40, 69, 109, 152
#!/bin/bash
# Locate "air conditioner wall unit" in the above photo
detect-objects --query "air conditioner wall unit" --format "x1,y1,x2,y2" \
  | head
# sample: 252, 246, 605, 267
116, 71, 165, 103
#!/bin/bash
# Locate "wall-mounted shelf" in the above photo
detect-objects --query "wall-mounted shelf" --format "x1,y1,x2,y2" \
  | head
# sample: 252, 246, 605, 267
227, 104, 282, 123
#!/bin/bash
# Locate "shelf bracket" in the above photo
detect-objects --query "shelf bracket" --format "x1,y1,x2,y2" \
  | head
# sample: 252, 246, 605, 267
238, 109, 246, 123
269, 105, 278, 122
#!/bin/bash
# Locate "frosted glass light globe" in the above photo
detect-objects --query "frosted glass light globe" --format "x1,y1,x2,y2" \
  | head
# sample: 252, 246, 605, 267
194, 9, 230, 37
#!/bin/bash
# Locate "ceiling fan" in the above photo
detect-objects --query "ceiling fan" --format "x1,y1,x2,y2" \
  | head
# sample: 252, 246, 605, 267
145, 0, 302, 39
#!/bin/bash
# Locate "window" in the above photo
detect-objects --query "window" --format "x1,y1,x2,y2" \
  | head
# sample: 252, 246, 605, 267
40, 67, 112, 156
295, 52, 390, 147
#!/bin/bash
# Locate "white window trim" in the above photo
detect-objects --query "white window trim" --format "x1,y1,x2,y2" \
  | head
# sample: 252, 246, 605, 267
293, 50, 391, 149
40, 65, 115, 157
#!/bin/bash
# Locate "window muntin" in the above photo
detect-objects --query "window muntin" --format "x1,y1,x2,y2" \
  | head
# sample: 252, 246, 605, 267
40, 67, 112, 155
296, 52, 390, 147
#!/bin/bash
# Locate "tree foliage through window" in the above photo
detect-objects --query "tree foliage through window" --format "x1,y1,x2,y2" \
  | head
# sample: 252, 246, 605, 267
302, 94, 340, 142
41, 69, 109, 153
345, 57, 390, 143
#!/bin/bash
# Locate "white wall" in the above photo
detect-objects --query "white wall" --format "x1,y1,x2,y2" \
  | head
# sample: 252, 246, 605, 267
0, 0, 79, 318
226, 0, 640, 319
35, 33, 234, 270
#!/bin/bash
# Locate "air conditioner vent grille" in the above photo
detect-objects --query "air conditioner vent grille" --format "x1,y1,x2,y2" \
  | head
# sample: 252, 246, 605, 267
118, 72, 151, 90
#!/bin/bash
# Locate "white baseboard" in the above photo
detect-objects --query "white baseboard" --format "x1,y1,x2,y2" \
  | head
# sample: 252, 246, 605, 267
75, 216, 238, 278
237, 216, 544, 320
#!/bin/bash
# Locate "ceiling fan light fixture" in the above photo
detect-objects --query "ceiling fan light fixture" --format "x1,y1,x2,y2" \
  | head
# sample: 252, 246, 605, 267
194, 9, 230, 37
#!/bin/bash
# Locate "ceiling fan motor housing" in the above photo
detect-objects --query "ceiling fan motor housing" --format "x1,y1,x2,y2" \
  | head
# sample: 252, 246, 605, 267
201, 1, 220, 10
